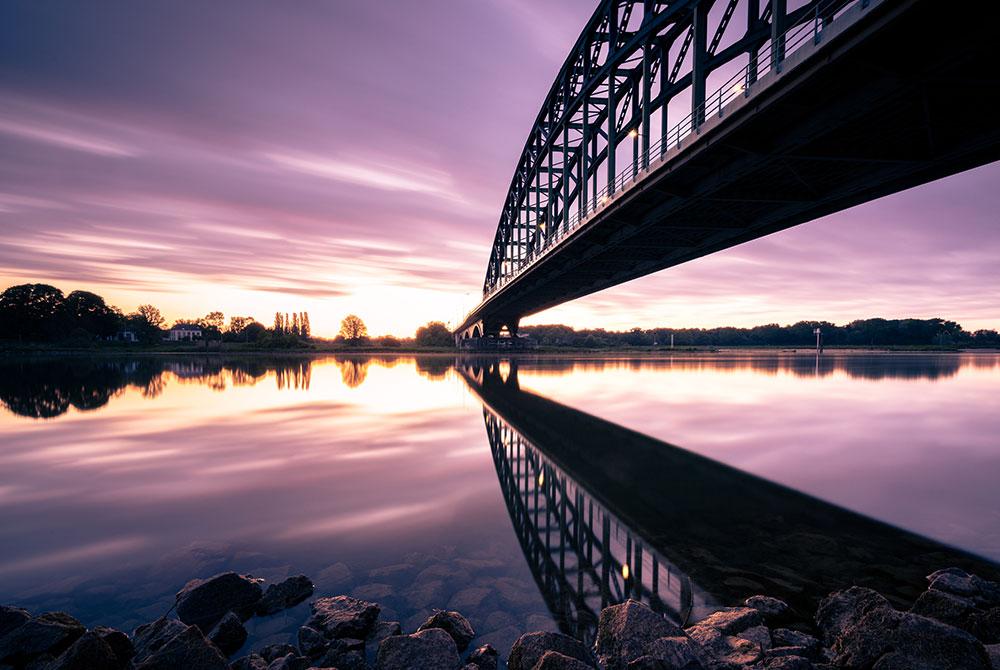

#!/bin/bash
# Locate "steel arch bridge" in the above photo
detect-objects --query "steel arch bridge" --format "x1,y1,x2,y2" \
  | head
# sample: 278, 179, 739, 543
456, 0, 1000, 342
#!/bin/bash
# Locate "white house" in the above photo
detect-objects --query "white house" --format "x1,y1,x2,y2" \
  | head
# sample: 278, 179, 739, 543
166, 323, 202, 341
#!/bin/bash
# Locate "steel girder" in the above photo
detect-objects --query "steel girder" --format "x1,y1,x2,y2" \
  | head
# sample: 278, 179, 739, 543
481, 0, 836, 297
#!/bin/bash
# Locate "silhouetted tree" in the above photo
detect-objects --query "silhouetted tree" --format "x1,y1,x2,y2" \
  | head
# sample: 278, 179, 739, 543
129, 305, 165, 343
339, 314, 368, 343
415, 321, 453, 348
292, 312, 300, 336
0, 283, 66, 341
301, 312, 311, 338
63, 290, 121, 339
274, 312, 284, 333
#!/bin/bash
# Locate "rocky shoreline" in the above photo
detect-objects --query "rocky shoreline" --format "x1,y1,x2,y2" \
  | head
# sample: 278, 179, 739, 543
1, 567, 999, 669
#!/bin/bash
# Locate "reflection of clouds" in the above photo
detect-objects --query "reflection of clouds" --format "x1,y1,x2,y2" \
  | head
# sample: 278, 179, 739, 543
0, 537, 147, 577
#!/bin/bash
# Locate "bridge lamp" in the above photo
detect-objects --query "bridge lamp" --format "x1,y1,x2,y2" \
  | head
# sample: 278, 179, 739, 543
732, 83, 746, 94
627, 128, 639, 139
621, 563, 630, 580
537, 471, 545, 487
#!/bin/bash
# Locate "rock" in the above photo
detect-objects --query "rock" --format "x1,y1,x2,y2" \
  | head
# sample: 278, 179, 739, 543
259, 643, 298, 663
0, 611, 85, 666
814, 586, 892, 643
531, 650, 595, 669
315, 562, 353, 591
175, 572, 263, 631
969, 608, 1000, 644
911, 588, 977, 626
231, 653, 269, 670
0, 606, 30, 638
314, 637, 367, 670
45, 630, 127, 670
375, 628, 460, 670
306, 596, 380, 640
771, 629, 820, 656
132, 618, 189, 661
132, 624, 229, 670
508, 631, 594, 670
417, 610, 476, 652
257, 576, 315, 616
91, 627, 133, 665
684, 625, 765, 666
449, 587, 494, 612
595, 600, 682, 669
745, 596, 790, 622
927, 569, 1000, 609
266, 653, 311, 670
762, 656, 814, 670
641, 635, 703, 669
828, 604, 991, 670
298, 625, 329, 657
467, 643, 498, 670
367, 620, 402, 648
687, 607, 762, 636
986, 643, 1000, 669
207, 611, 247, 656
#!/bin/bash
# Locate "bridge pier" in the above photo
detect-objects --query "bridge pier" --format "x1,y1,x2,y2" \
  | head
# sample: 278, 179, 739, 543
455, 316, 523, 349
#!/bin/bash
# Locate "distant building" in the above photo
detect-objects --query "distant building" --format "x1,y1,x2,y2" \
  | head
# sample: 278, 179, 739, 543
112, 329, 137, 343
166, 323, 202, 341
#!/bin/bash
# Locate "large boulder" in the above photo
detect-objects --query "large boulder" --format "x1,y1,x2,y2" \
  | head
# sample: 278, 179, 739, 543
132, 618, 189, 661
770, 629, 820, 657
417, 610, 476, 652
595, 600, 682, 669
0, 611, 85, 666
640, 635, 704, 669
685, 606, 770, 667
508, 631, 594, 670
207, 611, 247, 656
265, 652, 311, 670
0, 605, 30, 638
305, 596, 380, 640
376, 628, 460, 670
313, 637, 366, 670
132, 623, 229, 670
91, 626, 133, 665
815, 586, 893, 644
256, 575, 315, 616
258, 643, 297, 663
297, 625, 329, 657
46, 629, 129, 670
744, 596, 790, 623
175, 572, 263, 631
826, 602, 991, 669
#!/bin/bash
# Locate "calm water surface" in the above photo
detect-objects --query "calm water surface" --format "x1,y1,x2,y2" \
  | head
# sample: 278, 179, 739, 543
1, 353, 998, 656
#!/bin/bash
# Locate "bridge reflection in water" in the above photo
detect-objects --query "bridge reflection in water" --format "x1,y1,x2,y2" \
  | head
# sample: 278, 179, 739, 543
487, 407, 715, 643
460, 359, 1000, 636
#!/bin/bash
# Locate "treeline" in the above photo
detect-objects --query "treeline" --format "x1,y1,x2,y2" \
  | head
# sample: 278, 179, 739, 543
522, 318, 1000, 348
0, 283, 310, 348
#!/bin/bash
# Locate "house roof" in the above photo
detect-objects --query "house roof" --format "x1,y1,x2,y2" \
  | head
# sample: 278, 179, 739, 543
170, 323, 201, 331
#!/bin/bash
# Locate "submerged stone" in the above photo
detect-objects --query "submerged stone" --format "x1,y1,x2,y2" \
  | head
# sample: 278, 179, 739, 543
306, 595, 380, 640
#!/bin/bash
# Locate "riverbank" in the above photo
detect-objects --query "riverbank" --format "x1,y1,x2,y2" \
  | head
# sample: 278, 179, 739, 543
2, 342, 996, 358
2, 567, 998, 669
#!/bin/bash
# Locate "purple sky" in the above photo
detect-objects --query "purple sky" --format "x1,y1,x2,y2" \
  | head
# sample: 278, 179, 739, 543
2, 1, 998, 336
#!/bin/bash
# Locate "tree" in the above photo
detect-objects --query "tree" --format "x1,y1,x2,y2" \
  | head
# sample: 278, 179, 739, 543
339, 314, 368, 343
0, 283, 66, 341
135, 304, 165, 329
200, 311, 224, 331
274, 312, 284, 333
301, 312, 311, 338
415, 321, 453, 348
292, 312, 300, 336
63, 290, 121, 338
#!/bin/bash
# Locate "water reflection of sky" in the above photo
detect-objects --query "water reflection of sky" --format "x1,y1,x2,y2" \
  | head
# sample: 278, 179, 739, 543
515, 354, 1000, 559
0, 353, 998, 654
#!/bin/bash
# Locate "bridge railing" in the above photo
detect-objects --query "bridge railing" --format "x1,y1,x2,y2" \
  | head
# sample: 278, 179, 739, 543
478, 0, 866, 305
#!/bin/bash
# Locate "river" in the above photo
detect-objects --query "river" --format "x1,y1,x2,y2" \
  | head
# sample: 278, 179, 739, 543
1, 352, 998, 653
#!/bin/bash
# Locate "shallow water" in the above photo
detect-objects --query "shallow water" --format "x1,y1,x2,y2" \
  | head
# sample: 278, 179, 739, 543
0, 352, 998, 656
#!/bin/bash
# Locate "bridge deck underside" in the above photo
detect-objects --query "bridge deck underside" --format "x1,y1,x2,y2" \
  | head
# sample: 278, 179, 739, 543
466, 0, 1000, 329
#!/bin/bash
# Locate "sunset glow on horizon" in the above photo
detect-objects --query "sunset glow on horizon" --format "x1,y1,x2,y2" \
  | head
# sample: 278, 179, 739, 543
3, 1, 999, 337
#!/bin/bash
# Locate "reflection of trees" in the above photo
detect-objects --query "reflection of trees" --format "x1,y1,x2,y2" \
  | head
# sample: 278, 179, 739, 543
337, 359, 369, 389
415, 357, 451, 380
0, 356, 316, 419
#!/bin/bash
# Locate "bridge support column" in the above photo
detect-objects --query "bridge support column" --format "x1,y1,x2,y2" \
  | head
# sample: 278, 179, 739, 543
771, 0, 786, 71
